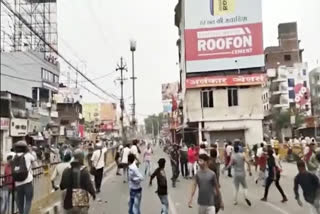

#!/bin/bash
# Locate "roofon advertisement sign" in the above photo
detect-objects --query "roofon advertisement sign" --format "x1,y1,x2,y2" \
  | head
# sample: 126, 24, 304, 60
184, 0, 264, 73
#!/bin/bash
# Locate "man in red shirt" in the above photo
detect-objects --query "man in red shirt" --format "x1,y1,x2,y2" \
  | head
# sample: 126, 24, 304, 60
256, 148, 267, 186
188, 145, 196, 179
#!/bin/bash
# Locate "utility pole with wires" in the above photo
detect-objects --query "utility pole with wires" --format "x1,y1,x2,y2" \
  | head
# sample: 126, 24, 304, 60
116, 57, 128, 145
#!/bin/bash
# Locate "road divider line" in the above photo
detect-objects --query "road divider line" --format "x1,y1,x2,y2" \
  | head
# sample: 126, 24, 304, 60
168, 194, 178, 214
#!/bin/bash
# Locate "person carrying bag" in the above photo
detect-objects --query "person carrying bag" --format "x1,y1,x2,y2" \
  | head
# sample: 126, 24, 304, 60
60, 149, 96, 214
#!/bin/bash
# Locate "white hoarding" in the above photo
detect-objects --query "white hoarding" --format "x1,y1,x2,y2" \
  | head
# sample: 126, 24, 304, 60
184, 0, 264, 73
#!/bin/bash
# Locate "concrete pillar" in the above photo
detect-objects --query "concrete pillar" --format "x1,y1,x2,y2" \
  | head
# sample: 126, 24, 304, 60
37, 88, 40, 107
198, 122, 202, 145
48, 90, 52, 103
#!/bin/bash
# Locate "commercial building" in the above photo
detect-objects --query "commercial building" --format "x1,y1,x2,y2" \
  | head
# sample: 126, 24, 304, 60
309, 67, 320, 116
175, 0, 265, 146
0, 51, 60, 158
263, 22, 312, 139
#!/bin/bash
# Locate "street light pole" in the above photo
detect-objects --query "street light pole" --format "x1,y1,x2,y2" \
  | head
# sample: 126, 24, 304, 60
116, 57, 127, 145
130, 40, 137, 135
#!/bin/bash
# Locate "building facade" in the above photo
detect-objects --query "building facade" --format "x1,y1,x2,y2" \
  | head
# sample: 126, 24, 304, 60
175, 0, 265, 146
309, 67, 320, 116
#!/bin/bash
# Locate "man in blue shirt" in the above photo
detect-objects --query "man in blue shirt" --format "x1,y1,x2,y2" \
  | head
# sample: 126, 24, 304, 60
128, 153, 144, 214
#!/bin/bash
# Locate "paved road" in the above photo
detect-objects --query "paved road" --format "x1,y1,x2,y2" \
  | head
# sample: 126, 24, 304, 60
89, 146, 310, 214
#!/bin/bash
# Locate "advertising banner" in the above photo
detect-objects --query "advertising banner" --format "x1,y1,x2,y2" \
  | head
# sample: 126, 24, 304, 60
83, 103, 100, 122
100, 103, 117, 121
294, 84, 310, 106
186, 73, 266, 89
54, 87, 81, 104
161, 82, 179, 101
185, 0, 264, 72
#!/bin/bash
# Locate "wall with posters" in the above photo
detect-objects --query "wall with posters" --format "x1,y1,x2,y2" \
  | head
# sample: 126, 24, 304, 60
184, 0, 264, 72
100, 103, 117, 121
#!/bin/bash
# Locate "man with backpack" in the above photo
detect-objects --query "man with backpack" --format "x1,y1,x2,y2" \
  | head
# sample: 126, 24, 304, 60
60, 149, 96, 214
11, 141, 36, 214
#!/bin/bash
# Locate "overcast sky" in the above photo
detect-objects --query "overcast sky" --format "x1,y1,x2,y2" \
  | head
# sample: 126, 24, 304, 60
57, 0, 320, 122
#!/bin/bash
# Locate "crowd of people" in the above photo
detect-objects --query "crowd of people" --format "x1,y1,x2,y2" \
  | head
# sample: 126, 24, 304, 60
3, 136, 320, 214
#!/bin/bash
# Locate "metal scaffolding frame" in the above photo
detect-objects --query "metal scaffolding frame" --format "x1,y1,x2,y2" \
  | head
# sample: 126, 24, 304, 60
1, 0, 57, 58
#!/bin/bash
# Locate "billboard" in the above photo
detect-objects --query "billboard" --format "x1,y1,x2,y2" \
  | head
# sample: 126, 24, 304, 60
100, 103, 117, 121
83, 103, 100, 122
186, 73, 266, 89
54, 87, 81, 104
161, 82, 179, 100
184, 0, 264, 73
294, 84, 310, 107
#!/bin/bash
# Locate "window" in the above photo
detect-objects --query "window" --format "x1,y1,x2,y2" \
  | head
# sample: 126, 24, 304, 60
305, 105, 310, 111
284, 54, 291, 61
289, 90, 295, 99
228, 87, 238, 106
303, 81, 307, 87
303, 69, 307, 76
288, 79, 295, 87
201, 90, 214, 108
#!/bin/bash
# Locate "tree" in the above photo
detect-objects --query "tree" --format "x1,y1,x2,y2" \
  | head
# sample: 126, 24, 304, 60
271, 109, 305, 139
144, 113, 165, 137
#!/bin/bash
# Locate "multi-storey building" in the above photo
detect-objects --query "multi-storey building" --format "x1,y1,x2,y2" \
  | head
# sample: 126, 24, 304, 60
309, 67, 320, 116
174, 0, 266, 146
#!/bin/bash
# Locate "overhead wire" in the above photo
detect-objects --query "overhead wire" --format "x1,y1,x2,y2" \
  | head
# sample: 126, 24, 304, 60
0, 0, 118, 102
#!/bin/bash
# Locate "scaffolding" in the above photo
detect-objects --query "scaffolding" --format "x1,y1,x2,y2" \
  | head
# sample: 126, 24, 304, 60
1, 0, 57, 60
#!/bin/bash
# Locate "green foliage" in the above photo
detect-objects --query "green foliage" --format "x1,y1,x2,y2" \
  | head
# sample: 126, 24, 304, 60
144, 113, 165, 137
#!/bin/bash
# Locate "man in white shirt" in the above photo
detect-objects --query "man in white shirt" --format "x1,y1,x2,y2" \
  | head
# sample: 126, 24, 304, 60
13, 141, 35, 214
91, 143, 107, 193
121, 144, 131, 183
130, 140, 141, 166
257, 143, 265, 158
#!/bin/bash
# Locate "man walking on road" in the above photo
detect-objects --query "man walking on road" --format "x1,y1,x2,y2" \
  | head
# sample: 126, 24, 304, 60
91, 143, 107, 193
227, 145, 252, 206
60, 149, 96, 214
188, 154, 224, 214
12, 141, 36, 214
170, 144, 180, 187
294, 160, 320, 214
261, 149, 288, 203
150, 158, 169, 214
128, 153, 144, 214
180, 143, 189, 178
121, 144, 131, 183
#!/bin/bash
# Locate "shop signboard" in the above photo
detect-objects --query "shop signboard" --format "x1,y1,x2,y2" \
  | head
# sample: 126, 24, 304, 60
0, 118, 10, 130
10, 118, 28, 136
186, 73, 266, 88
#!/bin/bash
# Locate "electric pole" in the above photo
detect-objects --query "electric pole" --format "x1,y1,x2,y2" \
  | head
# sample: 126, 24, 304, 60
116, 57, 127, 145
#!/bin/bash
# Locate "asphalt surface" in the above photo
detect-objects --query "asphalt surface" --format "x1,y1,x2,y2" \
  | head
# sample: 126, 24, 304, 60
89, 146, 310, 214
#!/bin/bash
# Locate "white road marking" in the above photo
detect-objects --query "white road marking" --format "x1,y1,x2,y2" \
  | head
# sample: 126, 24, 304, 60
264, 202, 290, 214
168, 194, 178, 214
